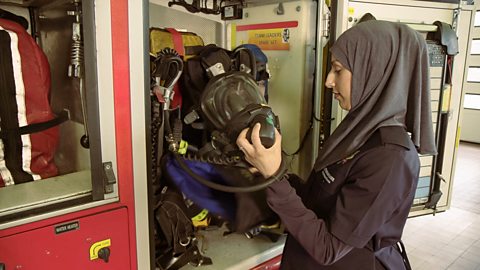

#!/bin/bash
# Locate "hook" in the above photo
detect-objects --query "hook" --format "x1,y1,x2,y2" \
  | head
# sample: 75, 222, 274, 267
275, 2, 284, 15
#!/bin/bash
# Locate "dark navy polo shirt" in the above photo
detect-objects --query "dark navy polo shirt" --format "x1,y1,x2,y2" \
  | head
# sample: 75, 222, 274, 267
266, 126, 420, 269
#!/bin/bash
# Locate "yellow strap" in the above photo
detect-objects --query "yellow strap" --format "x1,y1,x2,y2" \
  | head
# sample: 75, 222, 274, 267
231, 23, 237, 50
191, 209, 209, 221
178, 140, 188, 155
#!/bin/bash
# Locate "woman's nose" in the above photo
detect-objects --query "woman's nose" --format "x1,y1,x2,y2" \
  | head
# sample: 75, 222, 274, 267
325, 73, 335, 89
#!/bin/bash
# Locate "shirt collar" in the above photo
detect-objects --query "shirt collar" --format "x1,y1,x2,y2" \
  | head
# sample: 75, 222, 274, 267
378, 126, 412, 150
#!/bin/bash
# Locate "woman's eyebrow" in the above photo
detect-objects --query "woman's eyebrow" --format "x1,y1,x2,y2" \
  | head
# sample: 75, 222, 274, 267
331, 60, 343, 67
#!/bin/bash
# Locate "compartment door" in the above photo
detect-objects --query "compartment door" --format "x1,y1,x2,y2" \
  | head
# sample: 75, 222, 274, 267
461, 10, 480, 143
0, 207, 130, 270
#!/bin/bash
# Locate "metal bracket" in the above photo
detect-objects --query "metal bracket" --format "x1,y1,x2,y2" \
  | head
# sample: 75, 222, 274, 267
207, 62, 225, 77
102, 162, 117, 194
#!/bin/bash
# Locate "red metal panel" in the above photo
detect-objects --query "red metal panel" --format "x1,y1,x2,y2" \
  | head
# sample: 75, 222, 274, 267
0, 203, 122, 237
250, 255, 282, 270
236, 21, 298, 31
110, 1, 137, 268
0, 207, 130, 270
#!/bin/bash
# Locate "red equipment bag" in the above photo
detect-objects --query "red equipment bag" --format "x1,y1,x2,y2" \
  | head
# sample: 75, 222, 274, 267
0, 18, 63, 187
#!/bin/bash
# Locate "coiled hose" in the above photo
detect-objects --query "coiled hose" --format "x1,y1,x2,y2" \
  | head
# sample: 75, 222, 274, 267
172, 152, 281, 193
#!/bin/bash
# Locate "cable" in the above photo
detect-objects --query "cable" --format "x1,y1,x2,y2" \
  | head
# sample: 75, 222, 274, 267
173, 153, 281, 193
283, 121, 313, 157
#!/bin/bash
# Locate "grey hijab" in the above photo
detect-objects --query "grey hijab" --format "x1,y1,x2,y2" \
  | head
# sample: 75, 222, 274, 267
314, 20, 437, 171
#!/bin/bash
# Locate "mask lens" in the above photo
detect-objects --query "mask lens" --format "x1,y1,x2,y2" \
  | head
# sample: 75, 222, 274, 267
201, 71, 266, 130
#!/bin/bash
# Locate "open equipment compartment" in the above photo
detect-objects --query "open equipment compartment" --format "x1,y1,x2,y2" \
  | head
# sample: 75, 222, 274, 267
0, 1, 146, 269
0, 0, 115, 227
145, 0, 324, 269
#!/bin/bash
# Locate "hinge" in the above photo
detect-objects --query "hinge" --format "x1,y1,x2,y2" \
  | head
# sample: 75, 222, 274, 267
322, 9, 331, 38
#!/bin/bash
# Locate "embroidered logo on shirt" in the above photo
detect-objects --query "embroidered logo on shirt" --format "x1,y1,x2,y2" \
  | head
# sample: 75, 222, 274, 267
321, 167, 335, 183
336, 150, 360, 165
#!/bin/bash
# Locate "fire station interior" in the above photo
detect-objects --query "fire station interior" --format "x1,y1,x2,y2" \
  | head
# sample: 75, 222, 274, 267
1, 0, 480, 269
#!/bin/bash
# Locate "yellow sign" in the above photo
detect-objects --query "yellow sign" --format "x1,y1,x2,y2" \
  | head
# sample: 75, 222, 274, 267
89, 239, 111, 260
248, 28, 290, 51
348, 7, 355, 16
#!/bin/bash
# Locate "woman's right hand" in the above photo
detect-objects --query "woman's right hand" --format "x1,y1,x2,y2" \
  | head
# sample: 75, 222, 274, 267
236, 123, 283, 179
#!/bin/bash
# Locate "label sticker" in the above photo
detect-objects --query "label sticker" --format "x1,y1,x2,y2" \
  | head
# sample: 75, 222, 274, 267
54, 221, 80, 234
248, 28, 290, 50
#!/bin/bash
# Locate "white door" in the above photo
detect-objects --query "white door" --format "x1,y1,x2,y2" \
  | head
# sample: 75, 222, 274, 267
461, 10, 480, 143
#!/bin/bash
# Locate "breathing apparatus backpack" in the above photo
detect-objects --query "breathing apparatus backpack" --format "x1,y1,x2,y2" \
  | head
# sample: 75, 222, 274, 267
164, 154, 279, 233
153, 184, 213, 270
149, 39, 282, 269
149, 27, 205, 112
165, 44, 282, 230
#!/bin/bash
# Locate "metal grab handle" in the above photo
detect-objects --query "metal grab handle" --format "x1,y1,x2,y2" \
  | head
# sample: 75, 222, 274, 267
436, 172, 446, 183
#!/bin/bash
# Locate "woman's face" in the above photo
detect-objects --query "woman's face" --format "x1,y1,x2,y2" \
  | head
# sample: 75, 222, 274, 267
325, 55, 352, 111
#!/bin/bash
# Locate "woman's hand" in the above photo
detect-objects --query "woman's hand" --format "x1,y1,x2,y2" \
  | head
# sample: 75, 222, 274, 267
236, 123, 282, 178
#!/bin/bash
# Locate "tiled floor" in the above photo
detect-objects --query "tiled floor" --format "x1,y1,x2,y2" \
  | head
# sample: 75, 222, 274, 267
403, 142, 480, 270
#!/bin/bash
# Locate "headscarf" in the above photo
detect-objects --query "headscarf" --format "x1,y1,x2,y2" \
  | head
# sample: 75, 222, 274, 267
314, 20, 437, 171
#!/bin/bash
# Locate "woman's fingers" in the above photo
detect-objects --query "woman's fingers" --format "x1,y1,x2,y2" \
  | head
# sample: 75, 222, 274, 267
273, 128, 282, 147
251, 123, 264, 149
237, 128, 248, 145
236, 123, 283, 178
237, 127, 254, 154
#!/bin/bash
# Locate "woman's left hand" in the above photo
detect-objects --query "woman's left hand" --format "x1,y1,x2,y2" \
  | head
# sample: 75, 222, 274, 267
236, 123, 282, 179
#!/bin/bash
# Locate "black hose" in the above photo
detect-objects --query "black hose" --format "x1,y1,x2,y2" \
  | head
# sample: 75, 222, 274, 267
164, 109, 172, 137
173, 153, 279, 193
153, 48, 183, 89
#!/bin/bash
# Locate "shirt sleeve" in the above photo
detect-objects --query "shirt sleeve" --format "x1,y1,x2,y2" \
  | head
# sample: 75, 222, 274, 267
266, 178, 354, 265
329, 145, 418, 248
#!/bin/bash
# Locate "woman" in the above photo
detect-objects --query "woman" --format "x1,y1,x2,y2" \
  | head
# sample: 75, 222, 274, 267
236, 20, 437, 269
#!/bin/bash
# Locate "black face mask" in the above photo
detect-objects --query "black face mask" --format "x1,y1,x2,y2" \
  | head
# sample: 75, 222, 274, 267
169, 72, 283, 193
200, 71, 279, 149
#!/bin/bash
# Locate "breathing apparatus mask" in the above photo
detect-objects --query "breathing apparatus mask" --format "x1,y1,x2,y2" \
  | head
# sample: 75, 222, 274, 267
200, 71, 279, 152
167, 70, 281, 193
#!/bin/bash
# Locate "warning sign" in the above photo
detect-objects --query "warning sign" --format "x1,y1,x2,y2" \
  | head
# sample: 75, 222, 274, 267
248, 28, 290, 50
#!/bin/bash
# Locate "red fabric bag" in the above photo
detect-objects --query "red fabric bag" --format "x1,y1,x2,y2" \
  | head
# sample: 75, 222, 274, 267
0, 18, 60, 187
